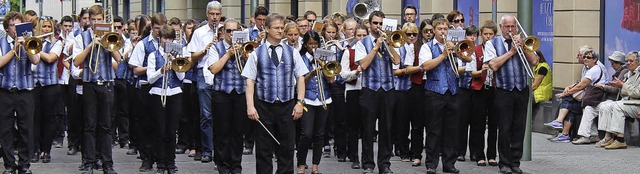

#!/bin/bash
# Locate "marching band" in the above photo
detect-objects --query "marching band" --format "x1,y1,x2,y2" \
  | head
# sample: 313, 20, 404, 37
0, 1, 542, 174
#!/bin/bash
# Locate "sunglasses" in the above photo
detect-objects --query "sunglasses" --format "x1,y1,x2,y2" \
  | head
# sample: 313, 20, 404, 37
356, 34, 367, 37
452, 19, 465, 24
423, 29, 433, 34
406, 33, 418, 37
371, 21, 383, 26
114, 26, 123, 29
40, 16, 54, 21
225, 29, 241, 33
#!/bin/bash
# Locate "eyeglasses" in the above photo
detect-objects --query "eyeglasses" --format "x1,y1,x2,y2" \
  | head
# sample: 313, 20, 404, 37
452, 19, 465, 24
225, 29, 241, 33
371, 21, 383, 26
405, 13, 416, 16
81, 7, 89, 10
306, 42, 319, 46
114, 26, 123, 29
298, 25, 308, 28
406, 33, 418, 37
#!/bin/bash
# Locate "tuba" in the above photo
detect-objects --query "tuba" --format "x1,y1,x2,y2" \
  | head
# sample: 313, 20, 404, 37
351, 0, 381, 21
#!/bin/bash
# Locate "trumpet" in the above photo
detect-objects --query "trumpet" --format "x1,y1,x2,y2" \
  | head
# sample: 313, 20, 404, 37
24, 32, 54, 56
440, 35, 475, 78
323, 37, 355, 49
87, 6, 125, 74
507, 18, 539, 78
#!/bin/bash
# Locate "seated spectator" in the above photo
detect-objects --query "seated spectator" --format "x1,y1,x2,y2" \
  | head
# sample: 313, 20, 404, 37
547, 50, 608, 142
532, 50, 553, 115
572, 51, 629, 144
597, 51, 640, 149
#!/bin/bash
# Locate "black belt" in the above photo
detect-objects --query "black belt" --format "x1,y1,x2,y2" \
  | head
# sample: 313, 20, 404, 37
483, 84, 494, 90
89, 81, 114, 86
8, 87, 19, 93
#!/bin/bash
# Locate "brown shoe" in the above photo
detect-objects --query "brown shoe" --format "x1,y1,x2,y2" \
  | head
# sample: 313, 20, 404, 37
596, 138, 613, 148
604, 140, 627, 149
589, 136, 601, 143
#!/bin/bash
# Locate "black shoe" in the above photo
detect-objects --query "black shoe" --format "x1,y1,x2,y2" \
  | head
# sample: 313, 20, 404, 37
67, 147, 78, 155
80, 164, 94, 174
362, 168, 374, 174
499, 166, 513, 174
510, 166, 523, 174
337, 157, 346, 162
380, 168, 393, 174
154, 168, 166, 174
351, 162, 361, 169
456, 155, 465, 161
175, 148, 186, 154
53, 141, 63, 148
426, 168, 437, 174
488, 159, 499, 166
95, 160, 103, 171
41, 153, 51, 163
18, 168, 32, 174
2, 167, 15, 174
138, 161, 153, 172
120, 143, 129, 149
30, 154, 39, 163
243, 147, 253, 155
443, 167, 460, 173
103, 166, 118, 174
126, 148, 137, 155
194, 152, 203, 161
167, 168, 177, 174
201, 156, 212, 163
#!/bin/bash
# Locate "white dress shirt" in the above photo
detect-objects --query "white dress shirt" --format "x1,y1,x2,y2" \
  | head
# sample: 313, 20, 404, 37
303, 52, 332, 106
340, 48, 362, 92
147, 47, 185, 96
129, 33, 159, 85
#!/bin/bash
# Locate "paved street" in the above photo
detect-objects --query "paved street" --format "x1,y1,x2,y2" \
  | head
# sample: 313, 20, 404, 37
11, 132, 640, 173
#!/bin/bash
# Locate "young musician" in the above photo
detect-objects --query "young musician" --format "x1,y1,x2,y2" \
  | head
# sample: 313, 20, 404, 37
206, 19, 246, 174
129, 13, 165, 171
176, 18, 200, 157
72, 5, 122, 174
56, 15, 75, 154
296, 30, 333, 174
248, 6, 268, 42
185, 1, 222, 163
320, 20, 342, 158
339, 24, 367, 169
111, 15, 131, 149
0, 11, 41, 174
146, 25, 184, 174
241, 13, 308, 174
392, 22, 420, 163
283, 22, 301, 50
354, 11, 401, 174
456, 25, 480, 163
32, 16, 64, 164
334, 18, 357, 163
418, 18, 471, 174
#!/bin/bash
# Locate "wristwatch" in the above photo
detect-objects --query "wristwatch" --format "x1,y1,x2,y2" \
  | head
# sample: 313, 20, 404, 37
297, 98, 305, 105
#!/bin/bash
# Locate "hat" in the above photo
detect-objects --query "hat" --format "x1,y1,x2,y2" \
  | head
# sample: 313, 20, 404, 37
608, 51, 626, 64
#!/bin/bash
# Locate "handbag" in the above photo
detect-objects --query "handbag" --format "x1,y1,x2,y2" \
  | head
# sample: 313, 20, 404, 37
572, 90, 585, 101
581, 67, 606, 107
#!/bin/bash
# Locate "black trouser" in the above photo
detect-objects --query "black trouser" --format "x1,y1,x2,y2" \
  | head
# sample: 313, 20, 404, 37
149, 93, 182, 170
67, 89, 83, 152
408, 84, 425, 160
177, 82, 201, 152
112, 79, 129, 145
212, 91, 246, 174
81, 82, 114, 167
254, 100, 296, 174
392, 90, 410, 159
55, 84, 71, 144
126, 83, 138, 150
456, 88, 473, 158
138, 85, 155, 163
360, 88, 396, 171
494, 87, 529, 168
33, 84, 64, 154
424, 90, 459, 169
469, 87, 498, 161
0, 89, 34, 170
330, 84, 347, 158
345, 90, 362, 162
297, 104, 329, 166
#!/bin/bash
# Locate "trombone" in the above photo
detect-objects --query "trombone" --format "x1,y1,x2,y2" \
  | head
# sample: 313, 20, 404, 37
24, 32, 54, 56
88, 6, 125, 74
161, 50, 177, 107
170, 30, 192, 73
440, 34, 475, 78
312, 40, 342, 109
376, 28, 407, 60
508, 18, 540, 78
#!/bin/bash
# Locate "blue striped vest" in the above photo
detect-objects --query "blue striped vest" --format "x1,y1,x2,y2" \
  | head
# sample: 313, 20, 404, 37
81, 30, 115, 82
393, 46, 410, 91
213, 41, 246, 94
135, 35, 158, 88
424, 40, 459, 95
458, 61, 473, 89
301, 53, 331, 101
34, 38, 59, 86
360, 36, 395, 91
255, 44, 295, 103
150, 51, 182, 89
0, 37, 33, 90
491, 36, 527, 91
